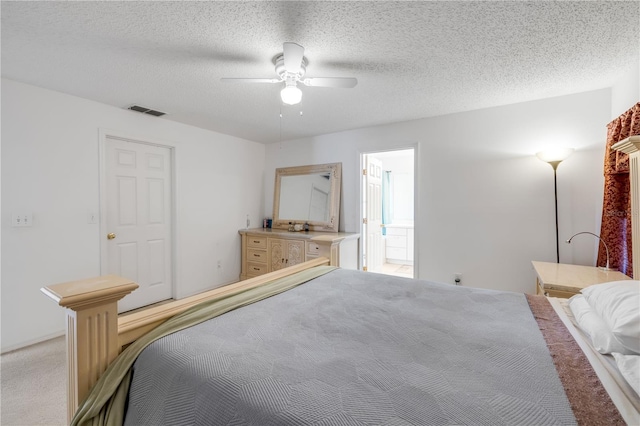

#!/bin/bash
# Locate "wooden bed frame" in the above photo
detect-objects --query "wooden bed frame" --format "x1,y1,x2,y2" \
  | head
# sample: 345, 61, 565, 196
41, 257, 330, 423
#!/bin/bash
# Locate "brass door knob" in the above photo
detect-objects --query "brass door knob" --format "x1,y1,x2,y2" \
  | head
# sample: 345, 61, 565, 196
107, 233, 116, 240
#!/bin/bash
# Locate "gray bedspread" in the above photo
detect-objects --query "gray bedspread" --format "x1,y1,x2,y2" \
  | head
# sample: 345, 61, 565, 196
124, 269, 576, 425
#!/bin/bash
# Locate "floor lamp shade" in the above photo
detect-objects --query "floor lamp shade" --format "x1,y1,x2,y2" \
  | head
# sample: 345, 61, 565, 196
536, 148, 575, 164
537, 148, 574, 263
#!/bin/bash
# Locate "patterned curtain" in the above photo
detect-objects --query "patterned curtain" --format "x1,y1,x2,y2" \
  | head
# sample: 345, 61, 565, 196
599, 103, 640, 277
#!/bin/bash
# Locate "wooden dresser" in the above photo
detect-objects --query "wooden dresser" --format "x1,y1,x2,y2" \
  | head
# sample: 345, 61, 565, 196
239, 228, 360, 280
532, 261, 631, 298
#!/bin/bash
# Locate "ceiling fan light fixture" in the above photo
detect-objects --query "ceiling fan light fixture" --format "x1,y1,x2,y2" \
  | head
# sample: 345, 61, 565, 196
281, 84, 302, 105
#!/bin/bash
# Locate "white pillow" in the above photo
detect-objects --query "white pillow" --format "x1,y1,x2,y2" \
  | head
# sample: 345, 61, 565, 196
612, 352, 640, 396
581, 280, 640, 354
568, 294, 633, 355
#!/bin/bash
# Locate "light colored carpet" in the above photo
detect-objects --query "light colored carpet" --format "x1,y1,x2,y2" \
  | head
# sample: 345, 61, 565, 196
1, 336, 66, 425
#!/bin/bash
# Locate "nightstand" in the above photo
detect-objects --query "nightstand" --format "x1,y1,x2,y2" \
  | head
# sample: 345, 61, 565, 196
532, 261, 631, 298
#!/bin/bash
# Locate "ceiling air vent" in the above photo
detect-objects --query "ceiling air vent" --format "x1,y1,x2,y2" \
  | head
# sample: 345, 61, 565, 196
126, 105, 167, 117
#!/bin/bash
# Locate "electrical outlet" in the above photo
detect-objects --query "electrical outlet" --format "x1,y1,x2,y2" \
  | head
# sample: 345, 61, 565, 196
454, 273, 462, 285
217, 260, 222, 270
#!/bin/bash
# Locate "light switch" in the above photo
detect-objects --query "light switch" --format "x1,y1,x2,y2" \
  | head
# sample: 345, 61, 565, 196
12, 212, 33, 227
87, 211, 98, 224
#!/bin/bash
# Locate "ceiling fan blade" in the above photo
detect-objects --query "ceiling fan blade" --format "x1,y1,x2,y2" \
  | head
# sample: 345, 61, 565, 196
283, 42, 304, 74
220, 78, 281, 84
302, 77, 358, 88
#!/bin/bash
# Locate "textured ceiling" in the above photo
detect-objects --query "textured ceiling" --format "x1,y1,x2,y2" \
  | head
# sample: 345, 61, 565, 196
2, 1, 638, 143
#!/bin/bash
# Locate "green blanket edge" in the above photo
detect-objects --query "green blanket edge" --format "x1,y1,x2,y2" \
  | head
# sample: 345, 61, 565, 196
72, 265, 337, 426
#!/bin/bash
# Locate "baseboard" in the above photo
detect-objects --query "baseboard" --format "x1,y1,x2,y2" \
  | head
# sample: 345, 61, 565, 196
0, 330, 65, 354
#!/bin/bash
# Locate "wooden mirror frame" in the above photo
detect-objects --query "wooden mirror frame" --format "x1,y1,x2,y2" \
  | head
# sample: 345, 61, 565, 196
272, 162, 341, 233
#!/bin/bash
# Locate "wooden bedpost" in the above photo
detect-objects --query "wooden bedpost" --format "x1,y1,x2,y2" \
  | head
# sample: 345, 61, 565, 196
41, 275, 138, 423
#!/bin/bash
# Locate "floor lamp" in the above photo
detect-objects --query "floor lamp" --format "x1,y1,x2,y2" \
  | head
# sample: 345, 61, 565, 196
536, 148, 574, 263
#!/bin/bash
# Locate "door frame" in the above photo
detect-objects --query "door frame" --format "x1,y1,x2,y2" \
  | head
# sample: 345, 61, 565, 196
98, 129, 177, 300
359, 145, 419, 278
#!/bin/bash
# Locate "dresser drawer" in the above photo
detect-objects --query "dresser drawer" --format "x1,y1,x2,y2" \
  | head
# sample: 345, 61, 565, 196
247, 249, 267, 263
247, 262, 268, 276
546, 289, 577, 298
247, 236, 267, 249
307, 241, 321, 256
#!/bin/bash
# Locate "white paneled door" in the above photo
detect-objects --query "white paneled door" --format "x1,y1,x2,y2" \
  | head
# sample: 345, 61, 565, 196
365, 155, 383, 272
104, 137, 173, 312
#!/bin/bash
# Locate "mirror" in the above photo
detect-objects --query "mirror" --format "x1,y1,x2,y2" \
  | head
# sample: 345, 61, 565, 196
273, 163, 341, 232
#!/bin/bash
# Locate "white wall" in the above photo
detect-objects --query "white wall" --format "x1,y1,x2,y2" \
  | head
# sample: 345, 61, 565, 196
1, 79, 266, 352
611, 61, 640, 119
265, 89, 612, 294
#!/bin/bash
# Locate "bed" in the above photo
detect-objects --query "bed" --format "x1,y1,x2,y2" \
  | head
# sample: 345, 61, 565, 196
42, 257, 640, 426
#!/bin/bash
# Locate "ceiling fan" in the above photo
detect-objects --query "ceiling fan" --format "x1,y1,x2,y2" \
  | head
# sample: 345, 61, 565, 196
221, 42, 358, 105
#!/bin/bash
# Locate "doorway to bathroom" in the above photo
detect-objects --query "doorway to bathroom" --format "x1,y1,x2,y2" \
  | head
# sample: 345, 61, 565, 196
361, 148, 415, 278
